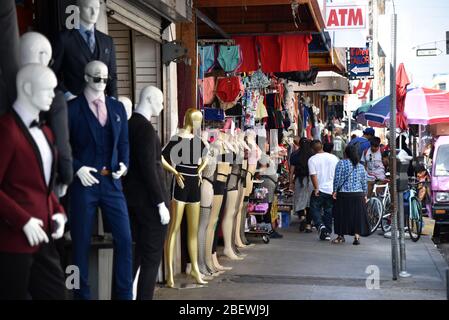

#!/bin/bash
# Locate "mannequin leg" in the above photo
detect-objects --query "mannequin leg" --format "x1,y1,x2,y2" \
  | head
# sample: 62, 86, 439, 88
185, 202, 207, 285
205, 195, 223, 273
222, 190, 243, 260
242, 165, 257, 246
234, 186, 247, 248
165, 200, 186, 288
199, 180, 214, 277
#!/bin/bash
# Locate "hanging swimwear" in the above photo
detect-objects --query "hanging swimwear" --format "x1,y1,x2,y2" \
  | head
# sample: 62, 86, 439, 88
199, 45, 216, 78
216, 76, 244, 110
202, 76, 216, 105
217, 45, 241, 73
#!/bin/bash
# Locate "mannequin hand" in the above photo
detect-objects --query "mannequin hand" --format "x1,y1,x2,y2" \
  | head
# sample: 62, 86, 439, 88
332, 192, 337, 200
77, 166, 99, 187
158, 203, 170, 225
23, 218, 49, 247
175, 173, 185, 189
198, 173, 203, 186
112, 162, 127, 180
52, 213, 67, 240
56, 184, 68, 198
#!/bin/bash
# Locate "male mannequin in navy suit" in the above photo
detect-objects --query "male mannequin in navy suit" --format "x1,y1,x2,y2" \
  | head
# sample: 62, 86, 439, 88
68, 60, 132, 300
52, 0, 117, 101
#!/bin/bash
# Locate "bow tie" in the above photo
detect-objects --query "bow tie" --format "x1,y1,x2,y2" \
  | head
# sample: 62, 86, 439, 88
30, 119, 46, 129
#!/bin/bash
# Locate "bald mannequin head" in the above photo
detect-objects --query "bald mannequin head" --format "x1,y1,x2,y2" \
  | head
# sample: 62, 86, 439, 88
118, 96, 133, 120
19, 32, 52, 67
78, 0, 101, 28
84, 60, 108, 93
136, 86, 164, 118
17, 64, 57, 113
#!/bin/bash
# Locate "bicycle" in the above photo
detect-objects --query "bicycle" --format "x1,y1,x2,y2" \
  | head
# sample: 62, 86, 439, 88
406, 178, 426, 242
366, 179, 391, 234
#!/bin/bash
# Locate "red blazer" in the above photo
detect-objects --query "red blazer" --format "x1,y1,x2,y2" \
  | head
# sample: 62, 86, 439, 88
0, 111, 65, 254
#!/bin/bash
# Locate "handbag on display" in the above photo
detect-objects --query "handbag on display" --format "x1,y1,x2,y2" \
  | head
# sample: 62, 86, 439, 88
255, 203, 269, 213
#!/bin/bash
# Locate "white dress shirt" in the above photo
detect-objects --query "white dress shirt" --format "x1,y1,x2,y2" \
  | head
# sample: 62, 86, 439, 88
13, 102, 53, 186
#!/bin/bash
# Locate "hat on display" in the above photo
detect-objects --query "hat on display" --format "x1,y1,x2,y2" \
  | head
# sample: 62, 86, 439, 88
363, 128, 375, 136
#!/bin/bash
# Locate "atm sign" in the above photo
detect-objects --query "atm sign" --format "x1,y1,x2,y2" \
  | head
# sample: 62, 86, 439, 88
326, 4, 367, 30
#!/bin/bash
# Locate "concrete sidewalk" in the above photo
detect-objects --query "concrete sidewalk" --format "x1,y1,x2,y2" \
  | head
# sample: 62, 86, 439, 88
155, 217, 448, 300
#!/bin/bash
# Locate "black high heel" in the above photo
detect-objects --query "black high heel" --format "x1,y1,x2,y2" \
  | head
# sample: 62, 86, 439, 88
353, 237, 360, 245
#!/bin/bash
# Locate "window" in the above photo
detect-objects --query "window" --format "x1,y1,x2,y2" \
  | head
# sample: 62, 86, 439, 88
435, 144, 449, 176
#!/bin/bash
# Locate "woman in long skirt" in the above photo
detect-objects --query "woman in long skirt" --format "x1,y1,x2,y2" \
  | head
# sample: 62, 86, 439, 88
332, 144, 370, 245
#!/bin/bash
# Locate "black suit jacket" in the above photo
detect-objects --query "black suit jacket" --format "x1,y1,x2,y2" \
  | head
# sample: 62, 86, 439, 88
51, 28, 117, 98
41, 90, 73, 186
123, 113, 168, 209
0, 0, 19, 115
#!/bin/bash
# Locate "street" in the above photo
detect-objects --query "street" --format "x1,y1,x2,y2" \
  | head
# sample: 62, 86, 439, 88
156, 216, 447, 300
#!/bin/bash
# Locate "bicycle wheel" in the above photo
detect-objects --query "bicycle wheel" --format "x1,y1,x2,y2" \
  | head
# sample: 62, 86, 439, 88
381, 194, 392, 233
408, 197, 423, 242
366, 197, 383, 234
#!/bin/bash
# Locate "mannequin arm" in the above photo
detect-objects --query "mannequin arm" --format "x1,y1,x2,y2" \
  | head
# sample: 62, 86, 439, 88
0, 125, 31, 229
51, 32, 68, 94
117, 105, 130, 169
106, 37, 118, 99
162, 156, 179, 176
198, 156, 209, 176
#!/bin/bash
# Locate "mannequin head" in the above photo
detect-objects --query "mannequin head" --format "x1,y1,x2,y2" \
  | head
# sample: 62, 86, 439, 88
84, 60, 108, 93
16, 64, 57, 113
137, 86, 164, 118
19, 32, 52, 67
118, 96, 133, 120
78, 0, 101, 28
183, 108, 203, 131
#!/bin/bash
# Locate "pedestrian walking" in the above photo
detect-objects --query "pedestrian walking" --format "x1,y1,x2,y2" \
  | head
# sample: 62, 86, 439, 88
308, 140, 339, 241
332, 144, 370, 245
348, 127, 375, 158
361, 137, 386, 197
332, 130, 346, 159
291, 138, 314, 232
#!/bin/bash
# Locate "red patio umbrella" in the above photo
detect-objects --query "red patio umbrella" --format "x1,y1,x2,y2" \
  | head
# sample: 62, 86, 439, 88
396, 63, 410, 131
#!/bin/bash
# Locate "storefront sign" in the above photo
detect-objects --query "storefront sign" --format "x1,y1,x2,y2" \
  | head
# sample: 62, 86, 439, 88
347, 45, 373, 80
325, 3, 368, 30
352, 80, 372, 100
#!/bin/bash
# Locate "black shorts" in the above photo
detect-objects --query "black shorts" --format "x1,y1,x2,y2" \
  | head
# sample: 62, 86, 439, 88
172, 165, 200, 203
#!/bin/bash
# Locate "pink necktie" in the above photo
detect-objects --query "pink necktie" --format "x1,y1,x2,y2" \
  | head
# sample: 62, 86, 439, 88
93, 99, 108, 126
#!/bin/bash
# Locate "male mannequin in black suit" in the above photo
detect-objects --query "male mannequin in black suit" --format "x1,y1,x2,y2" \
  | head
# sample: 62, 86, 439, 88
123, 86, 170, 300
51, 0, 117, 101
0, 0, 20, 115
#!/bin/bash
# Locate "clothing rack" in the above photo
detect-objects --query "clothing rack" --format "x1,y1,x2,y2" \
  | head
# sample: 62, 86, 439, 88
198, 39, 235, 46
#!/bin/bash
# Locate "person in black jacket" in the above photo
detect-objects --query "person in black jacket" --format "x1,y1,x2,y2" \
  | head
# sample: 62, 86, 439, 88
51, 0, 117, 100
123, 86, 170, 300
0, 0, 20, 115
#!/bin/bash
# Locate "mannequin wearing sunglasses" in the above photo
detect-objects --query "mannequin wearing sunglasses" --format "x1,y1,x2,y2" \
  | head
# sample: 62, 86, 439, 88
52, 0, 117, 101
19, 32, 73, 198
67, 60, 132, 300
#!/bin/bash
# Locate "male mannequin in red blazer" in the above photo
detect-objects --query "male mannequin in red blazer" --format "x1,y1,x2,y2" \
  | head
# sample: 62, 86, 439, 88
0, 64, 68, 300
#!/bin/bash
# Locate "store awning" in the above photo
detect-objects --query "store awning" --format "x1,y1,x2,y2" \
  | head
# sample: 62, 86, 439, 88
196, 0, 345, 73
289, 71, 349, 93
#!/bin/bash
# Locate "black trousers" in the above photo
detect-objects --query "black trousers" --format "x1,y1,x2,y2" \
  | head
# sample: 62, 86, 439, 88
129, 205, 167, 300
0, 241, 67, 300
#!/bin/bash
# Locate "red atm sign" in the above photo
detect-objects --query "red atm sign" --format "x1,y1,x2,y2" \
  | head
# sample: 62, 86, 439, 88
326, 4, 367, 30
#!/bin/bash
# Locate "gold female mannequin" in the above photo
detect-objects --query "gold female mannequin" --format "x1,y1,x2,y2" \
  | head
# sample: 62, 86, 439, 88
162, 108, 208, 288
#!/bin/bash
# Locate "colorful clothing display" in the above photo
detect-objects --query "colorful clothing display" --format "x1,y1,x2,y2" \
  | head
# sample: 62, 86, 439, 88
199, 45, 215, 78
217, 45, 242, 73
232, 36, 259, 73
256, 35, 281, 73
278, 34, 313, 72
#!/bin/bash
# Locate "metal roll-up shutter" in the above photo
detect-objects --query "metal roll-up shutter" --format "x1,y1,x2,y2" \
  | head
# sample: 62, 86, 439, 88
133, 31, 162, 132
106, 0, 162, 43
107, 17, 132, 98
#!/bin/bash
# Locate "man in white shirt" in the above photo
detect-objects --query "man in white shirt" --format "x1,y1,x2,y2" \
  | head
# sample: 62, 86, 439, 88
361, 137, 386, 197
308, 140, 339, 240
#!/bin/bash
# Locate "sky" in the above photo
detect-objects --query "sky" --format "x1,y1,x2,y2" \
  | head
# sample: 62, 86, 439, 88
384, 0, 449, 87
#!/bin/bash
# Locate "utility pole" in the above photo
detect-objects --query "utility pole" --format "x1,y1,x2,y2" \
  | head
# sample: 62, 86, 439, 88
389, 10, 400, 281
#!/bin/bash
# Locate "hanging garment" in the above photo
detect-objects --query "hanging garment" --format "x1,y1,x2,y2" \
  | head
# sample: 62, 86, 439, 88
256, 35, 281, 73
232, 36, 259, 72
274, 67, 319, 84
249, 70, 271, 90
199, 45, 216, 77
216, 76, 244, 110
217, 45, 242, 73
202, 76, 216, 105
204, 108, 225, 121
278, 34, 313, 72
255, 95, 268, 121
